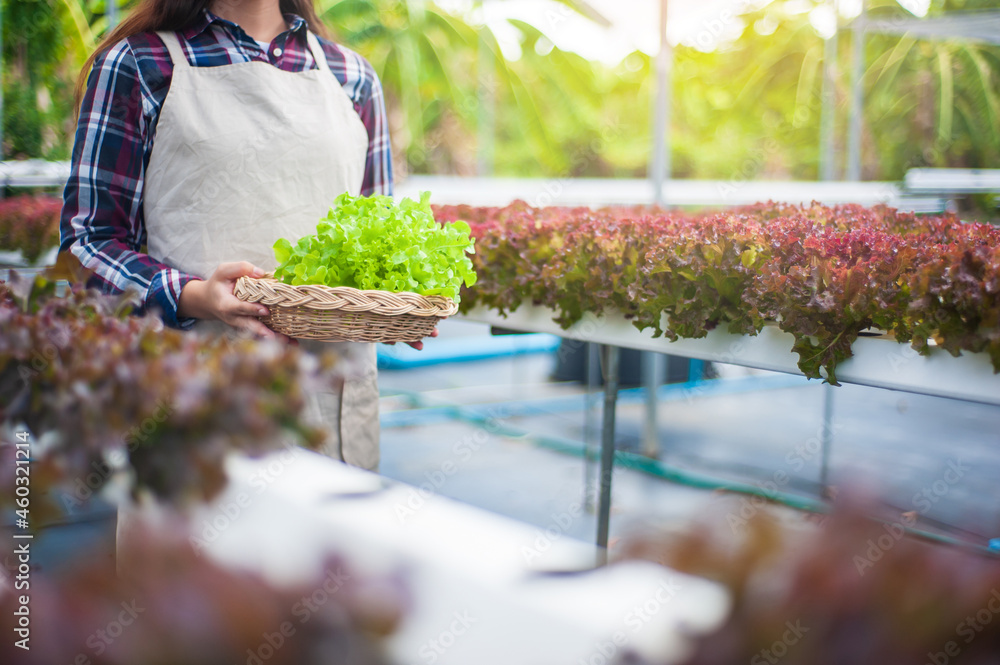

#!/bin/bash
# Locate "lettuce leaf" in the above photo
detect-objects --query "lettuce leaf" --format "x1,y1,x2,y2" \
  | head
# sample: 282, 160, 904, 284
272, 192, 477, 302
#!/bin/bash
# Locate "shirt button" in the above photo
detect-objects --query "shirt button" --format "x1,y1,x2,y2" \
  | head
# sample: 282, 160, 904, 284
273, 47, 283, 57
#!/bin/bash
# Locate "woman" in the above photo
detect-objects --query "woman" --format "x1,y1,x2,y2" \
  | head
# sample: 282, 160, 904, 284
60, 0, 393, 471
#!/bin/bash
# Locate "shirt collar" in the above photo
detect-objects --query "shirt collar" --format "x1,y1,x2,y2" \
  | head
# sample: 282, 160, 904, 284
181, 8, 308, 41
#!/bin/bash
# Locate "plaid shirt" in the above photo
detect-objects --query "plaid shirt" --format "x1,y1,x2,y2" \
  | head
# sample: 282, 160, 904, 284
60, 10, 393, 328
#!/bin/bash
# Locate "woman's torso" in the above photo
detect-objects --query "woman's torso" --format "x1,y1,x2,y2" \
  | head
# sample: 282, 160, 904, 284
142, 24, 369, 278
115, 10, 390, 259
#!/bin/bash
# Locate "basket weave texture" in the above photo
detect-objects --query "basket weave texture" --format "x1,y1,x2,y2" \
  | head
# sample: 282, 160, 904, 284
235, 276, 458, 343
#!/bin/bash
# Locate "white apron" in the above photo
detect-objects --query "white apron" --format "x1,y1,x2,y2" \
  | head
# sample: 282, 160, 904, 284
143, 30, 379, 470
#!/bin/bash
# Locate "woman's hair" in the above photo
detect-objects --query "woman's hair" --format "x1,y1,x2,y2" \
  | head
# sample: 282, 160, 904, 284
74, 0, 330, 107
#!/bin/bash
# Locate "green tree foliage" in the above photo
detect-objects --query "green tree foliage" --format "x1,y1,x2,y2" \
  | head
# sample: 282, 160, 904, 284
1, 0, 97, 158
670, 10, 827, 181
864, 0, 1000, 178
1, 0, 997, 183
319, 0, 480, 174
318, 0, 611, 177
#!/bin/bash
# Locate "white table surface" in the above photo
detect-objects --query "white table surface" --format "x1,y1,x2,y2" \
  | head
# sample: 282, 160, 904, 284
189, 449, 730, 665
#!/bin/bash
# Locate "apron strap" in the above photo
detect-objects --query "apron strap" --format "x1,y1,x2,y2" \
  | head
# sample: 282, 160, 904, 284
156, 31, 190, 70
306, 32, 332, 74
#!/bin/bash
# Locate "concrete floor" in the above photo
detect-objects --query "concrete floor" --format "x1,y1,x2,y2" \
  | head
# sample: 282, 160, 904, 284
378, 319, 1000, 551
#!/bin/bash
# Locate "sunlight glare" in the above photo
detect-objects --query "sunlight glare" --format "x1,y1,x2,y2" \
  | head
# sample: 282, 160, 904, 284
809, 3, 838, 39
897, 0, 930, 17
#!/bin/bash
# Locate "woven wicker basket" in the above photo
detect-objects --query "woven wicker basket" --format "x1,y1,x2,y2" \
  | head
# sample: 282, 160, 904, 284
234, 276, 458, 343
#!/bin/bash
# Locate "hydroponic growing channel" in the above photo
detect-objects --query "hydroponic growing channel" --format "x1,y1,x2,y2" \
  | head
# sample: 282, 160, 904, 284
433, 201, 1000, 550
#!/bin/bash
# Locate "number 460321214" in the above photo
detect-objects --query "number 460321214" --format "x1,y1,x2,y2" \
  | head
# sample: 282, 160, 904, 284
14, 432, 30, 508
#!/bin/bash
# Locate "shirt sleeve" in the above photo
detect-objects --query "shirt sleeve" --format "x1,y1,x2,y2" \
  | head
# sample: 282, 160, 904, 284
59, 40, 198, 329
356, 64, 394, 197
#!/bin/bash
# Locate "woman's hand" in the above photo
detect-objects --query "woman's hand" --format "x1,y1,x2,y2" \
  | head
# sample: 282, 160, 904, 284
408, 327, 439, 351
386, 327, 439, 351
178, 262, 292, 342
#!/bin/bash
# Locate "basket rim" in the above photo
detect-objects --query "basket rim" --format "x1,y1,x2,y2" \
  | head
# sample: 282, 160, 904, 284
234, 275, 459, 318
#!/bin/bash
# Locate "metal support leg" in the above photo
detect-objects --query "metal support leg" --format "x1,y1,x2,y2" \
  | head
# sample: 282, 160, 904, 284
641, 352, 663, 458
597, 345, 620, 560
820, 383, 835, 496
583, 342, 600, 511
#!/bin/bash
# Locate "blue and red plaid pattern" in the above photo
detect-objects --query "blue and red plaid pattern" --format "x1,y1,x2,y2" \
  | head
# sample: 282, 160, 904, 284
60, 9, 393, 328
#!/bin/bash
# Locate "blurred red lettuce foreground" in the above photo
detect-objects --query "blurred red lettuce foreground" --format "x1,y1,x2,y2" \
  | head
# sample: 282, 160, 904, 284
620, 499, 1000, 665
0, 265, 341, 524
0, 195, 61, 264
437, 201, 1000, 383
0, 520, 406, 665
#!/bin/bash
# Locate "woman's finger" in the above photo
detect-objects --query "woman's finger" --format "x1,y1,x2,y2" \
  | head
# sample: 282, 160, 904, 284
216, 261, 266, 281
247, 320, 276, 340
233, 316, 277, 340
232, 316, 297, 344
267, 330, 294, 344
228, 298, 269, 318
